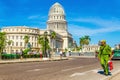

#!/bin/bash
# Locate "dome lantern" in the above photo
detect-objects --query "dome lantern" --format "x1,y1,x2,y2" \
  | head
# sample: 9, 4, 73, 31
49, 2, 65, 16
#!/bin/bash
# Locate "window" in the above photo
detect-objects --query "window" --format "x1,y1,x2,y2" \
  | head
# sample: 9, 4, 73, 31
54, 8, 56, 12
12, 36, 14, 39
32, 36, 34, 40
35, 43, 36, 47
20, 42, 22, 46
20, 36, 22, 39
16, 42, 18, 46
12, 42, 14, 46
12, 50, 14, 53
32, 42, 33, 47
9, 36, 10, 39
35, 37, 37, 40
16, 36, 18, 39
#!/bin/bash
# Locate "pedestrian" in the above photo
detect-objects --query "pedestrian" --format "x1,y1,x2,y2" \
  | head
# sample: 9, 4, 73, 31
20, 49, 23, 59
66, 51, 69, 59
98, 40, 112, 76
95, 50, 99, 58
59, 50, 63, 60
40, 51, 42, 58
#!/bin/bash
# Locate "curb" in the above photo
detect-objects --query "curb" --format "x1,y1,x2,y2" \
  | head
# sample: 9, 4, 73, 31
0, 58, 68, 64
69, 56, 95, 58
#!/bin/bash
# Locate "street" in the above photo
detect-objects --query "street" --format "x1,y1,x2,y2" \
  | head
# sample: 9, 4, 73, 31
0, 57, 119, 80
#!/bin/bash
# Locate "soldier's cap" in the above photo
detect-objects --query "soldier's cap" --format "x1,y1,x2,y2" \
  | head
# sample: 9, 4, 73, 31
100, 40, 106, 43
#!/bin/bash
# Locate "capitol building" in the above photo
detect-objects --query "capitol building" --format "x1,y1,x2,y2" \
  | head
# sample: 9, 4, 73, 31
1, 2, 74, 54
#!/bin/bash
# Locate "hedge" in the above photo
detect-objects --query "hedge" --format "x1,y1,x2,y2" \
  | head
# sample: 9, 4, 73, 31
1, 54, 41, 60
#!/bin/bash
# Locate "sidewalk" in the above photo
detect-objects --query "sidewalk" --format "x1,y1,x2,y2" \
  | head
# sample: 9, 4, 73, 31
0, 57, 68, 64
103, 61, 120, 80
68, 58, 120, 80
109, 72, 120, 80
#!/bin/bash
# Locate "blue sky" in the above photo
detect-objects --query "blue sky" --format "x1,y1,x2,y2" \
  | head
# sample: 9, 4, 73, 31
0, 0, 120, 47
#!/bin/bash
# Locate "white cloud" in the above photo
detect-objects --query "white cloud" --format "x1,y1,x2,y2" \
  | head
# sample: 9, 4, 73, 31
73, 17, 120, 28
68, 17, 120, 37
27, 15, 47, 27
28, 15, 47, 20
28, 15, 40, 19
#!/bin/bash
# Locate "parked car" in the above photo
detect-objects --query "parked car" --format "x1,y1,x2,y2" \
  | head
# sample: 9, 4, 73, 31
112, 49, 120, 60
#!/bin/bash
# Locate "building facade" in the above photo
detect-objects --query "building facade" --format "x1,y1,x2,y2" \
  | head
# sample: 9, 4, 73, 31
1, 2, 73, 54
47, 2, 73, 49
82, 45, 99, 52
115, 44, 120, 49
2, 26, 39, 53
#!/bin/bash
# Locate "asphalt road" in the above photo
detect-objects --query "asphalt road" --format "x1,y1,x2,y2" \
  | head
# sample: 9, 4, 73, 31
0, 57, 119, 80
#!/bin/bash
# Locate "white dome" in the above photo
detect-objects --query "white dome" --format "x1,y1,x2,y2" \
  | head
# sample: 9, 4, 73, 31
49, 2, 65, 15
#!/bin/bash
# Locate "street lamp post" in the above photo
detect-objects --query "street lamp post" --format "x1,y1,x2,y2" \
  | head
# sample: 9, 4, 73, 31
44, 31, 48, 57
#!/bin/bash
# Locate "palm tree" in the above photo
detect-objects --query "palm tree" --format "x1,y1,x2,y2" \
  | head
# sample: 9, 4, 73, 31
7, 40, 13, 54
37, 35, 46, 57
37, 35, 50, 57
84, 35, 91, 45
37, 35, 44, 51
79, 35, 91, 53
79, 37, 85, 47
50, 31, 56, 56
23, 35, 30, 48
0, 32, 6, 59
79, 35, 91, 46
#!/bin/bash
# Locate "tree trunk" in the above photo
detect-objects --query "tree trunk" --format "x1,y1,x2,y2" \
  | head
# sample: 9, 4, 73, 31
51, 39, 54, 58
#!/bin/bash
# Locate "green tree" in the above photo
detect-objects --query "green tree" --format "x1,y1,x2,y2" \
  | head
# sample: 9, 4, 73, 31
37, 35, 44, 52
50, 31, 56, 55
23, 35, 31, 55
79, 35, 91, 50
23, 35, 30, 48
84, 35, 91, 45
0, 32, 6, 59
79, 37, 85, 47
7, 40, 13, 54
37, 35, 50, 57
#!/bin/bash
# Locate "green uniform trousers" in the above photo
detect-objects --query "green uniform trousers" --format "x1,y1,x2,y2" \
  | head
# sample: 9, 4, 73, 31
100, 54, 109, 75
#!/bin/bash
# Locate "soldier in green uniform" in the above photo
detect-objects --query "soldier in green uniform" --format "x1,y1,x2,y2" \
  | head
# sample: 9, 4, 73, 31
98, 40, 112, 76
